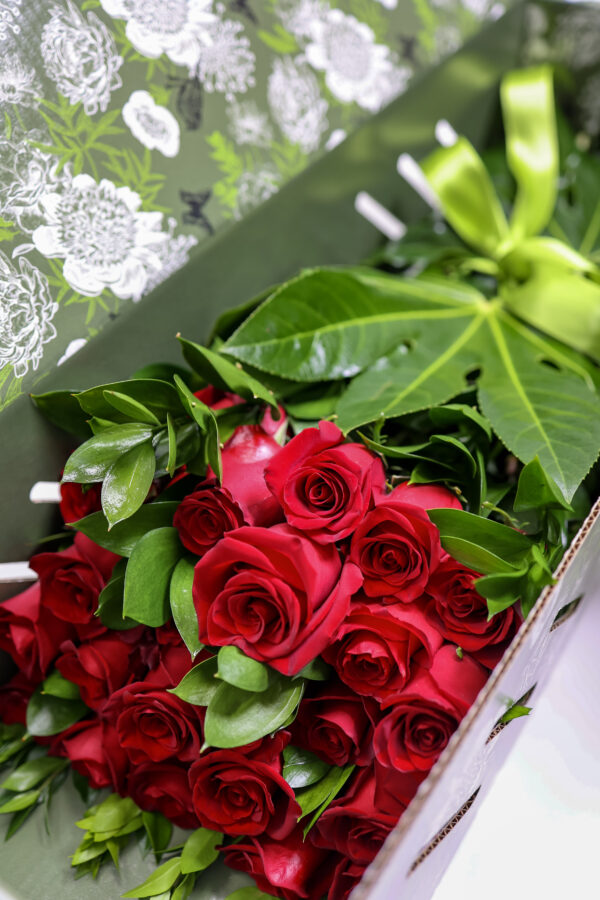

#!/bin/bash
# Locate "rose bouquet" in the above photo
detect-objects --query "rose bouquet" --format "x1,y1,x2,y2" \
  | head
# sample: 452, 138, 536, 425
1, 65, 600, 899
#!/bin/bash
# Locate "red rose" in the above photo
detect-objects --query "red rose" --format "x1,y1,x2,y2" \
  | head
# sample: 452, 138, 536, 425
330, 856, 367, 900
427, 559, 522, 668
195, 386, 287, 438
290, 682, 378, 766
173, 480, 245, 555
265, 421, 385, 543
312, 766, 398, 865
374, 645, 488, 773
29, 533, 119, 625
59, 482, 102, 525
132, 623, 191, 683
189, 749, 300, 838
194, 524, 362, 676
323, 599, 442, 702
0, 672, 38, 725
0, 582, 74, 680
223, 828, 333, 900
219, 426, 283, 526
50, 719, 128, 792
384, 481, 462, 510
127, 762, 198, 829
55, 634, 134, 710
349, 500, 441, 601
373, 762, 426, 818
105, 680, 204, 765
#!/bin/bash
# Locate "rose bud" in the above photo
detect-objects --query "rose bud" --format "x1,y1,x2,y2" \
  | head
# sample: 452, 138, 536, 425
29, 533, 119, 625
194, 524, 362, 676
330, 856, 367, 900
223, 827, 334, 900
427, 558, 522, 668
195, 385, 287, 438
173, 480, 245, 555
220, 425, 283, 526
374, 645, 488, 773
290, 681, 379, 766
50, 719, 128, 792
0, 672, 39, 726
383, 480, 462, 510
127, 762, 198, 829
0, 582, 74, 680
265, 420, 386, 543
59, 482, 102, 525
323, 599, 442, 703
312, 766, 399, 865
55, 634, 134, 711
189, 749, 300, 838
349, 499, 441, 601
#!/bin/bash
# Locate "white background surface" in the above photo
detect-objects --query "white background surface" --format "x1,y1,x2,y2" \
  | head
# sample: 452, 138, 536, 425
432, 587, 600, 900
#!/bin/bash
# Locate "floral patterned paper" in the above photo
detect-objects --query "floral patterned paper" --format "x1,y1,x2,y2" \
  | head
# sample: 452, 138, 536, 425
0, 0, 510, 412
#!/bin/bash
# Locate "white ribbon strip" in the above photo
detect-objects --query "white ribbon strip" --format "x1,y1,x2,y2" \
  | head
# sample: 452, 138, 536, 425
29, 481, 62, 504
0, 562, 38, 584
354, 191, 406, 241
397, 153, 442, 211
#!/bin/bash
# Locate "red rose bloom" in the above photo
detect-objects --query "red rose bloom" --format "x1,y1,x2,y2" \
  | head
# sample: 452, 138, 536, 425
323, 599, 442, 702
290, 681, 378, 766
330, 856, 367, 900
55, 634, 133, 711
0, 582, 74, 680
265, 421, 385, 543
50, 719, 128, 792
374, 645, 488, 773
105, 680, 204, 765
219, 426, 283, 527
29, 533, 119, 625
373, 762, 426, 818
59, 482, 102, 525
312, 766, 398, 865
384, 481, 462, 510
127, 763, 198, 829
427, 559, 522, 668
223, 828, 333, 900
194, 524, 362, 676
173, 480, 245, 555
349, 500, 441, 601
189, 749, 300, 838
0, 672, 38, 725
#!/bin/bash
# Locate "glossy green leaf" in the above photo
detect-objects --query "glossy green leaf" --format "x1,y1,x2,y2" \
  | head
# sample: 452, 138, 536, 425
77, 379, 183, 421
0, 790, 41, 814
166, 413, 177, 476
170, 558, 203, 659
97, 563, 139, 630
217, 646, 269, 692
475, 568, 529, 615
101, 441, 156, 528
123, 527, 182, 626
41, 670, 81, 700
76, 795, 139, 835
26, 687, 87, 737
121, 857, 181, 898
282, 746, 330, 790
171, 875, 197, 900
1, 756, 66, 792
224, 889, 274, 900
62, 425, 153, 484
174, 375, 221, 482
429, 508, 532, 565
142, 811, 172, 859
30, 390, 91, 438
154, 422, 201, 476
73, 502, 179, 556
170, 657, 219, 707
204, 673, 304, 749
294, 657, 332, 681
514, 457, 571, 511
180, 827, 222, 874
500, 704, 532, 724
296, 764, 355, 835
103, 390, 161, 425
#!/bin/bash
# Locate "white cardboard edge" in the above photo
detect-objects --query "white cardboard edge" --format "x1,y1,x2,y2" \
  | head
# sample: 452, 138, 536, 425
354, 191, 407, 241
0, 562, 38, 584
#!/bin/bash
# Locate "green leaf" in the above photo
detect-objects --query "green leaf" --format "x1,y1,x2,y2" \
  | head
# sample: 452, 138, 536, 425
166, 413, 177, 476
282, 746, 330, 790
169, 657, 219, 706
121, 857, 181, 898
101, 441, 156, 528
514, 456, 571, 511
171, 875, 197, 900
178, 338, 278, 415
174, 375, 221, 481
41, 670, 81, 700
0, 790, 41, 813
294, 657, 331, 681
500, 703, 532, 724
180, 827, 222, 874
296, 764, 355, 835
30, 390, 91, 438
428, 508, 532, 574
77, 379, 183, 422
1, 756, 66, 792
77, 794, 139, 835
97, 564, 139, 630
142, 811, 172, 859
26, 686, 87, 737
217, 646, 269, 693
73, 502, 179, 556
223, 268, 485, 382
62, 425, 153, 484
103, 390, 161, 425
154, 422, 201, 476
123, 527, 182, 626
204, 673, 304, 749
224, 889, 274, 900
170, 558, 203, 658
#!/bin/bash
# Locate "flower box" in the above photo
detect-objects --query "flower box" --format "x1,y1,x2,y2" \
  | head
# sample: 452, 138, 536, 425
1, 2, 599, 898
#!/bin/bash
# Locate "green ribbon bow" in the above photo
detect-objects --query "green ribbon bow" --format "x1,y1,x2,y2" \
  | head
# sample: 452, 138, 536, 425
420, 65, 600, 363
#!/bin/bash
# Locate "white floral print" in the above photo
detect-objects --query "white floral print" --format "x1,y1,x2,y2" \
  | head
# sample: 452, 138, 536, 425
123, 90, 181, 157
579, 72, 600, 137
268, 57, 328, 153
32, 174, 168, 301
276, 0, 329, 40
41, 1, 123, 115
555, 7, 600, 71
0, 53, 40, 106
0, 136, 65, 233
57, 337, 87, 366
197, 8, 256, 101
227, 100, 273, 148
304, 9, 410, 112
0, 0, 21, 42
99, 0, 215, 73
234, 167, 280, 220
143, 217, 198, 293
0, 251, 58, 378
